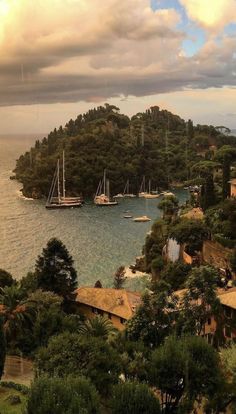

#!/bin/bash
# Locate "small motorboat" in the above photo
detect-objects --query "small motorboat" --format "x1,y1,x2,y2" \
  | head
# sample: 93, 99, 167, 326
133, 215, 151, 222
114, 193, 124, 198
123, 214, 133, 219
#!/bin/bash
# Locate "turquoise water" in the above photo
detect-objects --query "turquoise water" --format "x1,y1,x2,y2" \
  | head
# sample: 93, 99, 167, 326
0, 135, 188, 287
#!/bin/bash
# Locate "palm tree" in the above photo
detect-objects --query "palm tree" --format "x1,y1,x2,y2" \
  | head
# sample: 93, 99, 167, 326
78, 315, 117, 340
0, 285, 34, 345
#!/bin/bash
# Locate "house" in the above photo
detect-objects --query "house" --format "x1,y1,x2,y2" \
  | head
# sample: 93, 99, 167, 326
229, 179, 236, 198
75, 287, 142, 330
217, 288, 236, 340
175, 287, 236, 343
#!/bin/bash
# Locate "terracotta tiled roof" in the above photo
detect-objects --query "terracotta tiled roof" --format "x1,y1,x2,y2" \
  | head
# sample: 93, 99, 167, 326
217, 288, 236, 310
75, 287, 141, 320
174, 287, 236, 310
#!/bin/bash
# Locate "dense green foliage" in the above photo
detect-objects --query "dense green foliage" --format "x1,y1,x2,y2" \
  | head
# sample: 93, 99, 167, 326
126, 282, 177, 347
0, 269, 15, 288
205, 198, 236, 248
111, 382, 161, 414
14, 104, 235, 199
26, 376, 100, 414
169, 218, 209, 255
149, 336, 223, 413
160, 262, 191, 291
36, 332, 121, 395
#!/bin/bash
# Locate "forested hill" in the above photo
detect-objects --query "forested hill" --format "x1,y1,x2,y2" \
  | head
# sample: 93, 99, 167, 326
14, 104, 236, 198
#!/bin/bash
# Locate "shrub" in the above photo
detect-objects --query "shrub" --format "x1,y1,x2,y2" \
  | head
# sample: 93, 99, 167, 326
111, 382, 160, 414
26, 376, 100, 414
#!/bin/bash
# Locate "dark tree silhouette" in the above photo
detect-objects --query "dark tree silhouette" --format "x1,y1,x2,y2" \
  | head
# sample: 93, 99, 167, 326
35, 238, 77, 300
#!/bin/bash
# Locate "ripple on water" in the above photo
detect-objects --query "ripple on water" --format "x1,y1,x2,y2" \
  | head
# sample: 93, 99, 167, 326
0, 135, 188, 286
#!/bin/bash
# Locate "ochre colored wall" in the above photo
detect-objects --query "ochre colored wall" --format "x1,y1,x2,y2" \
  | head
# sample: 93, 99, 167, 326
77, 303, 126, 331
231, 184, 236, 197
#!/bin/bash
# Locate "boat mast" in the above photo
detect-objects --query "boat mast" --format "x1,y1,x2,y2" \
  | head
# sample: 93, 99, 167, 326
103, 169, 106, 195
107, 179, 110, 200
62, 150, 66, 199
57, 159, 61, 202
149, 179, 151, 194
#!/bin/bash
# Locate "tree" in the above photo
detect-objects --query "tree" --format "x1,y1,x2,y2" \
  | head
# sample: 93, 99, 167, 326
160, 262, 191, 291
113, 266, 126, 289
35, 238, 77, 300
36, 332, 120, 395
149, 336, 223, 413
112, 382, 161, 414
169, 218, 209, 255
20, 272, 38, 293
0, 269, 15, 288
181, 266, 220, 336
158, 195, 179, 219
0, 319, 6, 380
215, 146, 236, 199
144, 219, 167, 272
231, 249, 236, 273
187, 119, 194, 141
26, 376, 100, 414
192, 160, 219, 210
94, 280, 102, 288
126, 282, 177, 347
151, 255, 164, 279
0, 285, 34, 346
78, 315, 117, 340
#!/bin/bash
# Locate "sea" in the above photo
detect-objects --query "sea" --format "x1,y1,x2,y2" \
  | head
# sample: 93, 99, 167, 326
0, 134, 188, 288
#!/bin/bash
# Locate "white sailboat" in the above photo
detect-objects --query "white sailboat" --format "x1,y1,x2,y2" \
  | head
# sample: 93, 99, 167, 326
144, 180, 160, 199
138, 176, 148, 198
123, 180, 136, 198
94, 170, 118, 206
46, 151, 82, 209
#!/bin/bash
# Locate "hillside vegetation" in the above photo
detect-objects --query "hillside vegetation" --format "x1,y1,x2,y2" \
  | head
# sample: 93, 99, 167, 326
14, 104, 235, 198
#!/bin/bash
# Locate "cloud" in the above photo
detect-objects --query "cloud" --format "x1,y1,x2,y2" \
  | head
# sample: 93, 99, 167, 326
0, 0, 235, 107
179, 0, 236, 31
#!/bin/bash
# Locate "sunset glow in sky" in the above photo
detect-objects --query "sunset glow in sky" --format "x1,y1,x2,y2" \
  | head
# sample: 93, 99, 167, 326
0, 0, 236, 133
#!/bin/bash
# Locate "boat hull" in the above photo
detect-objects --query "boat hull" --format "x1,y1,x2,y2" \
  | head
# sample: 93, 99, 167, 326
46, 203, 82, 209
95, 202, 118, 206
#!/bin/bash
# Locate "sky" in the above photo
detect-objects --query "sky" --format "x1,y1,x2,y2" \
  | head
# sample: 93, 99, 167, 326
0, 0, 236, 134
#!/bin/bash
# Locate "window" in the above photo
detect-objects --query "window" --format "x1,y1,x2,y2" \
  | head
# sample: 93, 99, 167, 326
207, 318, 211, 325
108, 313, 112, 320
92, 307, 98, 314
120, 318, 126, 325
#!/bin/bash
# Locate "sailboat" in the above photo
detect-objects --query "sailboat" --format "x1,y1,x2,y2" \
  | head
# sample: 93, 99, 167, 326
123, 180, 136, 198
114, 179, 136, 198
94, 170, 118, 206
46, 152, 82, 209
138, 176, 148, 198
144, 180, 160, 199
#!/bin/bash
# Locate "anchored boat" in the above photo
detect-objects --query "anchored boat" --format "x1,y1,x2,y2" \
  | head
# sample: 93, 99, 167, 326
94, 170, 118, 206
46, 151, 82, 209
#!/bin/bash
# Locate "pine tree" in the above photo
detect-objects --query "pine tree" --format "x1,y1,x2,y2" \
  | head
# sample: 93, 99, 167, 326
35, 238, 77, 300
